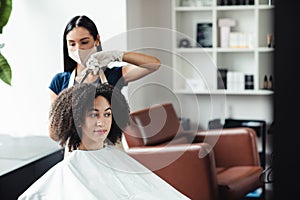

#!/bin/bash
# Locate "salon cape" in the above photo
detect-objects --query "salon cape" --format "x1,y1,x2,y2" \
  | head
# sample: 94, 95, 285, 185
18, 146, 190, 200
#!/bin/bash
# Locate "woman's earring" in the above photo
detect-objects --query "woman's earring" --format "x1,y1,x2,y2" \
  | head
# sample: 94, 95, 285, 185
97, 43, 102, 51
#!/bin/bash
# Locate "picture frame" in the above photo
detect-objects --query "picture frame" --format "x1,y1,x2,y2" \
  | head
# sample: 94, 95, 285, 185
196, 22, 213, 48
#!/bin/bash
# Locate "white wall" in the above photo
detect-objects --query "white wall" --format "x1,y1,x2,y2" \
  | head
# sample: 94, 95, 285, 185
0, 0, 126, 136
126, 0, 173, 112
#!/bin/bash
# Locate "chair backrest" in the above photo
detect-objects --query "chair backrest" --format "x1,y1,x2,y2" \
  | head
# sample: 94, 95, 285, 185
123, 103, 183, 147
197, 127, 261, 167
127, 143, 219, 200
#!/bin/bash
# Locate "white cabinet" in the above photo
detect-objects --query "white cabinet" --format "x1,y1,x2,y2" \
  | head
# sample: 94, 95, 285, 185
172, 0, 274, 95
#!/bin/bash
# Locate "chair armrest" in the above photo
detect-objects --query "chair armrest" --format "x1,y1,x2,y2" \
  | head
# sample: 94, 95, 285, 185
194, 127, 261, 167
126, 143, 219, 200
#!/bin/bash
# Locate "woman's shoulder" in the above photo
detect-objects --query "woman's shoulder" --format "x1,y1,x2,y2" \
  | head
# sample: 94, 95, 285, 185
49, 71, 72, 95
53, 71, 72, 79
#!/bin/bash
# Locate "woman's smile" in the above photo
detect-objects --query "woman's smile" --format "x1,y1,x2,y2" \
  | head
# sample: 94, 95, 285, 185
94, 129, 107, 135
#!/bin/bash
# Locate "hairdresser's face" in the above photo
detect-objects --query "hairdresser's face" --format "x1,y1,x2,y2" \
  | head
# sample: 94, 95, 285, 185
80, 96, 112, 150
66, 27, 96, 51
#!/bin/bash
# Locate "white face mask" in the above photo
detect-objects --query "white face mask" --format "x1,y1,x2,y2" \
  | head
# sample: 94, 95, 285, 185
68, 45, 97, 67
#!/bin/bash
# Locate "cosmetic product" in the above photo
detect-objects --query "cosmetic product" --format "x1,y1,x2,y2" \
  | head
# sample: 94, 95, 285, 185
263, 75, 268, 89
218, 18, 236, 48
238, 0, 245, 5
267, 34, 273, 48
268, 75, 273, 90
268, 0, 272, 6
231, 0, 237, 5
244, 0, 254, 5
217, 68, 228, 89
227, 71, 244, 91
220, 0, 229, 5
181, 0, 196, 7
245, 74, 254, 90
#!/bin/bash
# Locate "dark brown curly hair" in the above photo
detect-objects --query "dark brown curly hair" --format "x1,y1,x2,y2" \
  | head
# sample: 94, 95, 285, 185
49, 83, 130, 152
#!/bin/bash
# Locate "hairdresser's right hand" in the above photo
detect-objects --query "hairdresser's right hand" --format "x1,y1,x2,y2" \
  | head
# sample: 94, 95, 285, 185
84, 57, 102, 75
87, 50, 124, 69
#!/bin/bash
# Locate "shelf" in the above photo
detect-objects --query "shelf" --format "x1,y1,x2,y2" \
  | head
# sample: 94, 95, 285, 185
172, 0, 274, 94
126, 0, 274, 133
217, 48, 255, 52
174, 89, 274, 95
258, 47, 274, 52
175, 47, 213, 53
175, 4, 274, 11
175, 6, 213, 11
258, 5, 274, 10
216, 5, 255, 10
175, 47, 260, 53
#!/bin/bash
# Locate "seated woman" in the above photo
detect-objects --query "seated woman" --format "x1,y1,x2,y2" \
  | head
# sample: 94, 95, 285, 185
18, 83, 189, 200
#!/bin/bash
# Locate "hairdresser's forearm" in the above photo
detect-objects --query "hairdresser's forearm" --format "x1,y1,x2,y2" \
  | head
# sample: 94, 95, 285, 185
123, 52, 160, 71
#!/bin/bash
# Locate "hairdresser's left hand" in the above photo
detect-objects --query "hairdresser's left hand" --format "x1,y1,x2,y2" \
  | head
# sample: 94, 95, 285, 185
87, 50, 124, 69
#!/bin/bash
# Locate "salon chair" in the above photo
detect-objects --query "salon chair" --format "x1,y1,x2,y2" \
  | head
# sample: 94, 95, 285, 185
123, 103, 218, 200
123, 103, 264, 200
126, 142, 219, 200
194, 128, 264, 200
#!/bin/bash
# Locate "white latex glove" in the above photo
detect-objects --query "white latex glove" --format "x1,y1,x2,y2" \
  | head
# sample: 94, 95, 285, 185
85, 57, 102, 75
79, 57, 99, 78
87, 50, 124, 69
81, 50, 124, 79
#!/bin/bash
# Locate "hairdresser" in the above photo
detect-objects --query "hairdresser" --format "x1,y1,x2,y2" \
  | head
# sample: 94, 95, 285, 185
49, 15, 160, 105
49, 15, 160, 143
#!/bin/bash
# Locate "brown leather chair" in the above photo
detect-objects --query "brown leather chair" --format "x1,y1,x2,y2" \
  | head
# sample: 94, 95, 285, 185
126, 143, 219, 200
194, 128, 264, 200
124, 104, 219, 200
123, 103, 264, 200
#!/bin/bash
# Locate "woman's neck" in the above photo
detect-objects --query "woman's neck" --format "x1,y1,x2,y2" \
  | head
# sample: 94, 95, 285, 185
76, 64, 86, 76
79, 142, 104, 151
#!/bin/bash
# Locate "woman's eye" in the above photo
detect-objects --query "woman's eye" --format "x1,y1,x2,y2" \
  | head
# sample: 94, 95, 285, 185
81, 41, 90, 45
104, 113, 111, 117
89, 113, 98, 118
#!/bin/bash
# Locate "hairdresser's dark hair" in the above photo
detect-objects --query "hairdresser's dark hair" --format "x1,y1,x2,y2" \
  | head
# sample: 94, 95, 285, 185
63, 15, 99, 73
49, 83, 130, 151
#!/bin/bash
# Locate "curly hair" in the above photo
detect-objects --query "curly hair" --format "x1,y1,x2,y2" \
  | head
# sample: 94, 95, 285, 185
49, 83, 130, 151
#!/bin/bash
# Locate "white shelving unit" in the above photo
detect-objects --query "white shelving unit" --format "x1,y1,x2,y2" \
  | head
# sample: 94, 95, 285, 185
172, 0, 274, 95
126, 0, 274, 130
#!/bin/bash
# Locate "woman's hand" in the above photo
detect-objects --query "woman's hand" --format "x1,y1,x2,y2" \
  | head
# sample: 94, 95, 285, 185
87, 50, 124, 68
